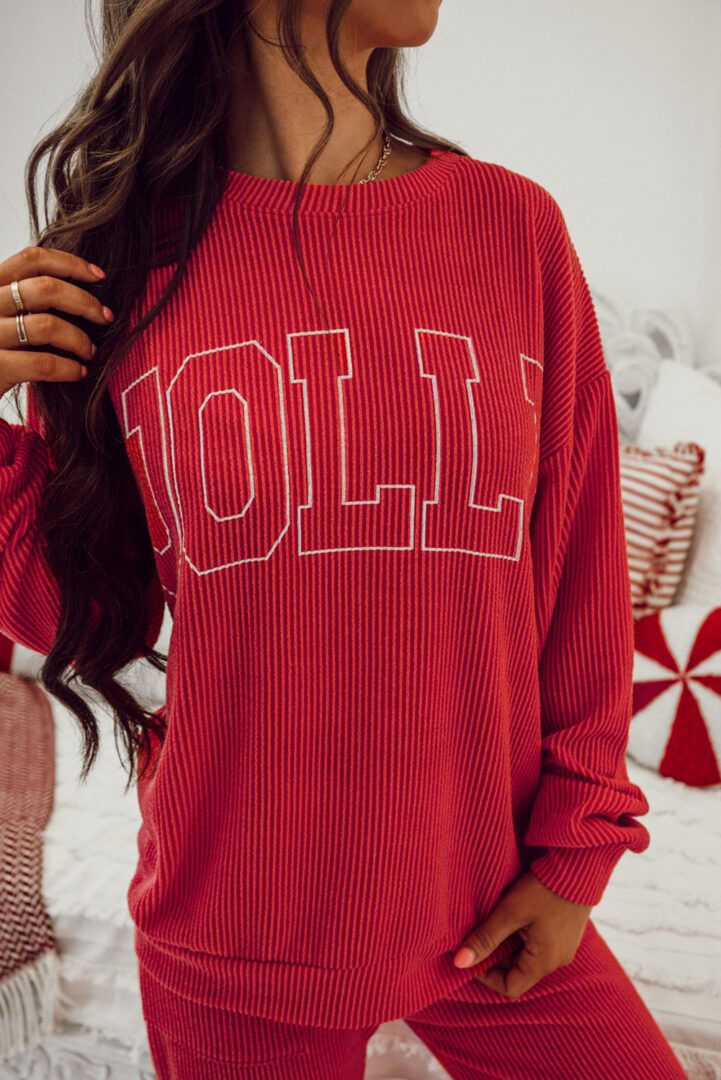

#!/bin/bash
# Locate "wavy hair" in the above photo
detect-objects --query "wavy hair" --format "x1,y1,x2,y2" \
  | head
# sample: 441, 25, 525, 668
15, 0, 468, 788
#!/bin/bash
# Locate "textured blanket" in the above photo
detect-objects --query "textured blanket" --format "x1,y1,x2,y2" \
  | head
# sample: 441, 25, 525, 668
0, 670, 59, 1060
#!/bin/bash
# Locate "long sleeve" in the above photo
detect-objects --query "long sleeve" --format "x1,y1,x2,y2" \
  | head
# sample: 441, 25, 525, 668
522, 193, 651, 907
0, 385, 164, 663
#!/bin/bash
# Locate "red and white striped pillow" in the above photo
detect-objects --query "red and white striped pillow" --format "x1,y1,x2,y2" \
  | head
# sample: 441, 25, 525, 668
619, 440, 705, 619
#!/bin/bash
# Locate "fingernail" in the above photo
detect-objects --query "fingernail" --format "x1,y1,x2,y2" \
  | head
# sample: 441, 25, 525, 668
80, 365, 89, 376
88, 263, 106, 279
454, 948, 476, 968
102, 305, 114, 322
91, 343, 98, 356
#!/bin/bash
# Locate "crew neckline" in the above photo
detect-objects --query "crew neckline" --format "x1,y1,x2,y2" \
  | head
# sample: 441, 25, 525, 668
216, 146, 461, 215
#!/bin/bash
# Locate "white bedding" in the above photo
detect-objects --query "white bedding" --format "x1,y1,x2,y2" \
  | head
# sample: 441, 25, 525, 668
2, 662, 720, 1079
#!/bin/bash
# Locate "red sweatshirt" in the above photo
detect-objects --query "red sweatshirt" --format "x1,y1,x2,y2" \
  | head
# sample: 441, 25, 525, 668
0, 146, 651, 1029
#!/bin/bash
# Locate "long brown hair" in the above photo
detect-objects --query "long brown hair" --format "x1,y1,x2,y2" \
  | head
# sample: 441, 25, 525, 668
15, 0, 468, 788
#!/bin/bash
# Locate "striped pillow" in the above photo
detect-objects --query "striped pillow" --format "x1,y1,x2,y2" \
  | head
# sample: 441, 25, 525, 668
619, 441, 705, 618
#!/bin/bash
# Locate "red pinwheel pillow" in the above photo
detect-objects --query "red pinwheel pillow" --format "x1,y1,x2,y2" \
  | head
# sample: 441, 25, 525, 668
630, 604, 721, 787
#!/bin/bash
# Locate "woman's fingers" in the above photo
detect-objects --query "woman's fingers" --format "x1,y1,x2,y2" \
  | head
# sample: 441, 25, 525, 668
0, 348, 88, 399
0, 246, 110, 400
0, 245, 106, 290
0, 311, 97, 363
0, 273, 114, 325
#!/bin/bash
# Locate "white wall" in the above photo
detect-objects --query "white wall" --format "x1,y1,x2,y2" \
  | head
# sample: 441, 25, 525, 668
2, 0, 720, 364
418, 0, 721, 366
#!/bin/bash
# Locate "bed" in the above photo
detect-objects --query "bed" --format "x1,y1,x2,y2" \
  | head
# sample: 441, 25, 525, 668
2, 295, 720, 1080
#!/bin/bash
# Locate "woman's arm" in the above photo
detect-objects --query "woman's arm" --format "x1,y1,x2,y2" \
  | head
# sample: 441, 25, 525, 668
522, 191, 651, 907
0, 384, 164, 663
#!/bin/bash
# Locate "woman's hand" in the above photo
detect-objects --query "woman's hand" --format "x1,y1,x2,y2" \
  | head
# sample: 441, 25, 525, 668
0, 246, 114, 399
452, 871, 593, 999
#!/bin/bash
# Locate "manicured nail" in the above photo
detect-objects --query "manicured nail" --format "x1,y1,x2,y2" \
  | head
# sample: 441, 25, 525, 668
80, 365, 89, 376
102, 305, 114, 322
454, 948, 476, 968
88, 263, 106, 279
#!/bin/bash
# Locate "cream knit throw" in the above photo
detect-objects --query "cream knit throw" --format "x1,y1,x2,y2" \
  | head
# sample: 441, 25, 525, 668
0, 671, 60, 1060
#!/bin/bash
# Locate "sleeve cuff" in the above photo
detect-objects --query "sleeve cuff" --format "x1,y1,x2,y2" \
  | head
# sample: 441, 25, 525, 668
529, 844, 631, 907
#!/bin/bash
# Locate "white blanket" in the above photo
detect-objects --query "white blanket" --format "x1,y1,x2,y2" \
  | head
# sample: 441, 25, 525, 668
4, 687, 719, 1079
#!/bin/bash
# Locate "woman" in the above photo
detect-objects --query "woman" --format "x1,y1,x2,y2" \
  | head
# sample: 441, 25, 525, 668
0, 1, 688, 1077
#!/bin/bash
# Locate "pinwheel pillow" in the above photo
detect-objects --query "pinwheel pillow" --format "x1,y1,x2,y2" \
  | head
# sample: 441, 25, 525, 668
630, 604, 721, 787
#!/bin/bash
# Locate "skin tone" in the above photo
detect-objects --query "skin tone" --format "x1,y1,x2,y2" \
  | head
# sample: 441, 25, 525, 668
0, 250, 108, 399
223, 0, 440, 183
452, 875, 594, 999
0, 0, 595, 1001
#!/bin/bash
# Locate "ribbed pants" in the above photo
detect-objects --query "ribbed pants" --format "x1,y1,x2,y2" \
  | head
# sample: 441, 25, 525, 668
139, 919, 688, 1079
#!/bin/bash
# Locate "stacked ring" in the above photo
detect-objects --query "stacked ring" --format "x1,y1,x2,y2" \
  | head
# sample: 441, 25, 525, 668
10, 280, 28, 344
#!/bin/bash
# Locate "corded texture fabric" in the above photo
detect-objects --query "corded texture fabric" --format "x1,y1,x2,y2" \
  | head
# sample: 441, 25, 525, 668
0, 146, 651, 1030
140, 921, 687, 1078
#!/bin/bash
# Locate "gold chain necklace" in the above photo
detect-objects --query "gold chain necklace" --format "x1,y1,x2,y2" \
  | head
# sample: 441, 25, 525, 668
359, 131, 392, 183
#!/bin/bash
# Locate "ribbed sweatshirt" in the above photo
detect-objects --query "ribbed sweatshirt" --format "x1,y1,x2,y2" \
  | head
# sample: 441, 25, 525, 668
0, 146, 651, 1029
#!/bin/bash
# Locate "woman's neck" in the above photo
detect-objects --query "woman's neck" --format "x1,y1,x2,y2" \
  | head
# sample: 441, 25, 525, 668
223, 7, 428, 185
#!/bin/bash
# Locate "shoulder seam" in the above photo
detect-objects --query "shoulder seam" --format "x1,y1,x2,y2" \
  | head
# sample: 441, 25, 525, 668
537, 368, 613, 465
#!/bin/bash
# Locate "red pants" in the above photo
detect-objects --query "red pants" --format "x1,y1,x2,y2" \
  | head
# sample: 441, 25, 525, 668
140, 919, 687, 1079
